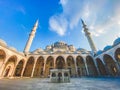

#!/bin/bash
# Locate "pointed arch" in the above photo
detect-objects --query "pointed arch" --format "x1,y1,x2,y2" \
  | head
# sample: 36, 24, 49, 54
23, 56, 34, 77
0, 49, 6, 68
3, 55, 17, 77
56, 56, 65, 69
66, 56, 76, 77
76, 56, 86, 76
103, 54, 119, 76
14, 59, 24, 77
86, 56, 98, 76
96, 58, 107, 76
45, 56, 54, 77
115, 48, 120, 64
33, 56, 44, 77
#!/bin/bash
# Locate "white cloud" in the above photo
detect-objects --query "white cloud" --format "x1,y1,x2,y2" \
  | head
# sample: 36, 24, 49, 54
49, 0, 83, 36
49, 0, 120, 50
49, 14, 68, 36
59, 0, 68, 5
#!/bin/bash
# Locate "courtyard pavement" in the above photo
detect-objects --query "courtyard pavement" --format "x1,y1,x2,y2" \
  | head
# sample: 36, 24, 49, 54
0, 77, 120, 90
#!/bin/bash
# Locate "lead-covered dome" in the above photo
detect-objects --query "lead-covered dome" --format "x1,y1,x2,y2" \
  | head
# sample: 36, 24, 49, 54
54, 41, 66, 45
113, 37, 120, 45
103, 45, 112, 51
0, 39, 7, 46
76, 48, 88, 53
54, 41, 67, 48
9, 47, 17, 51
96, 50, 102, 55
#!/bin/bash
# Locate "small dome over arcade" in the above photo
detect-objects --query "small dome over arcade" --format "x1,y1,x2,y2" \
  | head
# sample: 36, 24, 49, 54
9, 47, 17, 51
113, 37, 120, 46
0, 39, 7, 46
103, 45, 112, 51
32, 48, 44, 54
76, 48, 88, 54
96, 50, 103, 55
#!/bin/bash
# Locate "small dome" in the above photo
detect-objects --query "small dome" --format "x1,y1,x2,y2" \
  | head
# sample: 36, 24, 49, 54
0, 39, 7, 46
77, 48, 87, 51
103, 45, 112, 51
76, 48, 88, 53
96, 50, 102, 55
33, 48, 43, 53
9, 47, 17, 51
37, 48, 43, 52
19, 52, 24, 55
46, 45, 52, 50
113, 37, 120, 45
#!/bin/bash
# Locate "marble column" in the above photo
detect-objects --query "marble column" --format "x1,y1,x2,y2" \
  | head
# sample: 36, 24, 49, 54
74, 58, 78, 77
31, 59, 37, 77
21, 61, 27, 77
0, 57, 9, 77
84, 60, 89, 76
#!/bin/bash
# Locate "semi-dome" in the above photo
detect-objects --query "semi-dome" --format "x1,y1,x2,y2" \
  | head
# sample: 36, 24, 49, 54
103, 45, 112, 51
113, 37, 120, 45
0, 39, 7, 46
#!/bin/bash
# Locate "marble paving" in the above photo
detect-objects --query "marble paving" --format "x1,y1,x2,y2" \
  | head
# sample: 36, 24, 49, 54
0, 77, 120, 90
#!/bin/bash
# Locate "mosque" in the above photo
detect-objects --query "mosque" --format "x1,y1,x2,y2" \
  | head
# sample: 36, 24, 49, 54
0, 20, 120, 79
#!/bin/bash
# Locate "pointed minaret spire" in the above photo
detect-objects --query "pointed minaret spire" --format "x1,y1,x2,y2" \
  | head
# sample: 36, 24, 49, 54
24, 19, 39, 54
81, 19, 97, 53
81, 19, 87, 28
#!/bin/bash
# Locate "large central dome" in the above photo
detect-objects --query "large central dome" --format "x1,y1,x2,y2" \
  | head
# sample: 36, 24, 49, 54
32, 41, 89, 54
53, 41, 67, 49
45, 41, 76, 54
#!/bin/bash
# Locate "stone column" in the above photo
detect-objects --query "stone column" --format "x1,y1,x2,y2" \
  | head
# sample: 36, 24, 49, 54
84, 59, 89, 76
31, 59, 37, 77
0, 57, 9, 77
0, 63, 6, 78
93, 60, 100, 76
54, 57, 56, 69
21, 61, 27, 77
11, 61, 19, 77
65, 59, 67, 69
74, 58, 78, 77
43, 60, 46, 77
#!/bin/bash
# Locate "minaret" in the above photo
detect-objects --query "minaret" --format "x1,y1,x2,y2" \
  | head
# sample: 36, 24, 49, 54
24, 20, 38, 54
81, 19, 97, 53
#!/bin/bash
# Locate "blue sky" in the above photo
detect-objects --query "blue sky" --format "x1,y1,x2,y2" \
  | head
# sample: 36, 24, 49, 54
0, 0, 120, 52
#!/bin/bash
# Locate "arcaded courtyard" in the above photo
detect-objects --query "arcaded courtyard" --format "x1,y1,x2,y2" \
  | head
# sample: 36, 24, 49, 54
0, 78, 120, 90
